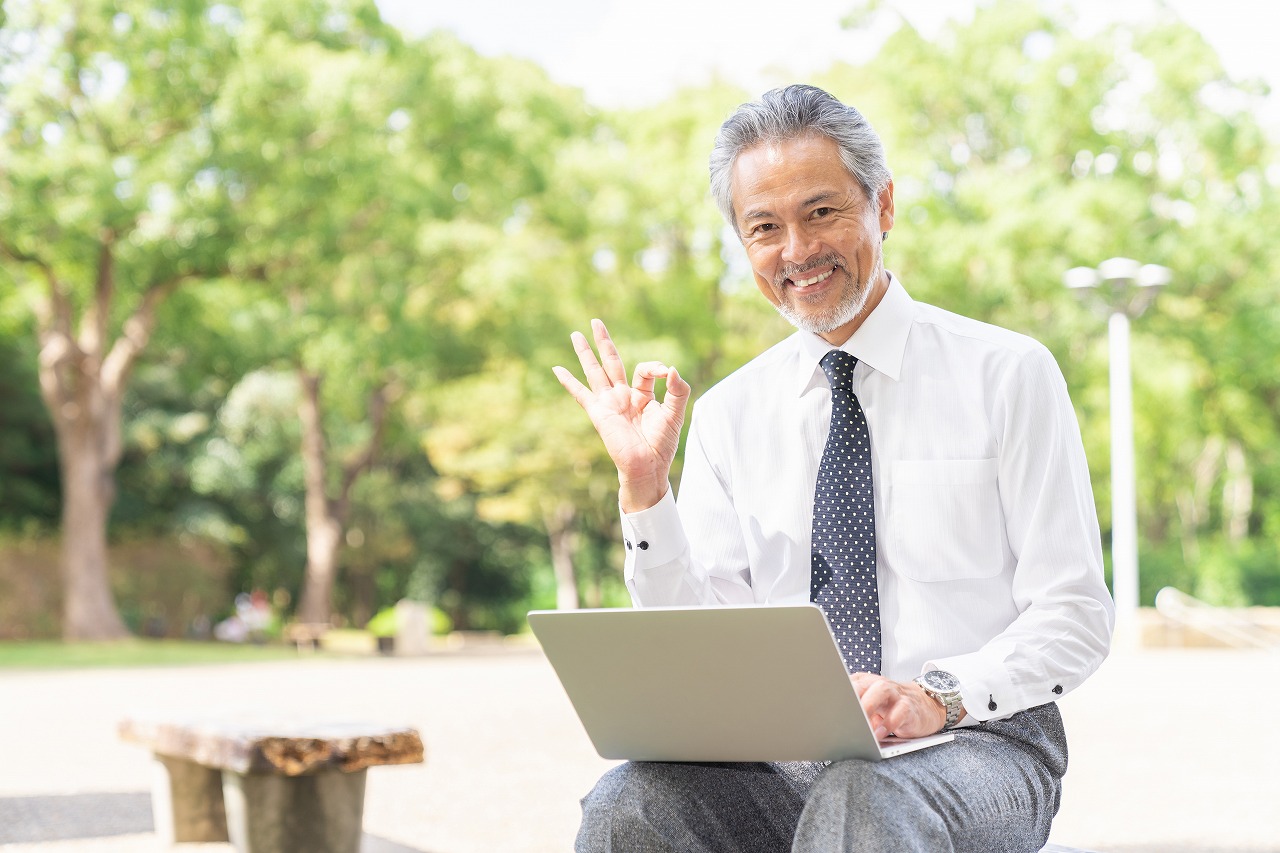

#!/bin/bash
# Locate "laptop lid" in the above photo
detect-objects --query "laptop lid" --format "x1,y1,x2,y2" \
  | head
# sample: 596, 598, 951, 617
527, 603, 952, 762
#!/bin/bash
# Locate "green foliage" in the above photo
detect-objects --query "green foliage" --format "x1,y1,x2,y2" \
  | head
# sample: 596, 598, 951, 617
1, 0, 250, 289
365, 606, 398, 637
2, 0, 1278, 633
1139, 537, 1280, 608
0, 318, 59, 529
820, 0, 1280, 607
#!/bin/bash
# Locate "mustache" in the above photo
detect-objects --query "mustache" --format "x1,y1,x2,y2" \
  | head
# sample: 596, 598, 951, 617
774, 254, 847, 288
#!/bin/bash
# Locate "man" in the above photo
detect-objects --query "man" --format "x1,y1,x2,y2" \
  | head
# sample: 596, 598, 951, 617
553, 84, 1113, 853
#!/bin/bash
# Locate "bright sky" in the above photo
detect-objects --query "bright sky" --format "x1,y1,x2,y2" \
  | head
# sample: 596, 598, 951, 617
373, 0, 1279, 121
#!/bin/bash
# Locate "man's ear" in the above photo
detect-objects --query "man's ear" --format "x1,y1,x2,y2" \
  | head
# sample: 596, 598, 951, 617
877, 180, 895, 238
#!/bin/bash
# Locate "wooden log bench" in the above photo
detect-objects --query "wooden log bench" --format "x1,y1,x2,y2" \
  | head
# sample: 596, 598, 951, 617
119, 713, 423, 853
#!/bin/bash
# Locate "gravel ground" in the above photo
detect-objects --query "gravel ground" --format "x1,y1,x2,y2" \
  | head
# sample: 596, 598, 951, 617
0, 644, 1276, 852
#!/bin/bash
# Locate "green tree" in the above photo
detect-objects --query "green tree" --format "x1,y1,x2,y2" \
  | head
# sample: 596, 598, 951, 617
219, 30, 603, 623
399, 39, 620, 613
818, 0, 1280, 604
0, 0, 250, 637
422, 81, 803, 611
0, 0, 404, 637
208, 11, 412, 625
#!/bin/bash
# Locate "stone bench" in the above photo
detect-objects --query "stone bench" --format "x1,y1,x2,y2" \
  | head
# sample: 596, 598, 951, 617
119, 713, 424, 853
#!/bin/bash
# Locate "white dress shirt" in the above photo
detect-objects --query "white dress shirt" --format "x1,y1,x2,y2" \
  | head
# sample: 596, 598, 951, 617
619, 276, 1114, 723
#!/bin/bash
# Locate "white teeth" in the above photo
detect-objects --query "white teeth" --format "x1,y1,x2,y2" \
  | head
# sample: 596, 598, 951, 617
793, 268, 833, 288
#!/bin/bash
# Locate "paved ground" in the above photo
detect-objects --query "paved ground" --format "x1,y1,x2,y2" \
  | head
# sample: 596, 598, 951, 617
0, 643, 1277, 852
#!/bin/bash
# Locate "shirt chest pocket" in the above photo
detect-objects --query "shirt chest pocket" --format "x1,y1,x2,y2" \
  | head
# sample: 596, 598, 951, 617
887, 458, 1004, 582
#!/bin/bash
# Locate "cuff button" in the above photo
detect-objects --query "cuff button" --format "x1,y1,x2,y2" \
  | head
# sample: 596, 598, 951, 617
624, 540, 633, 550
1052, 685, 1063, 695
638, 540, 650, 550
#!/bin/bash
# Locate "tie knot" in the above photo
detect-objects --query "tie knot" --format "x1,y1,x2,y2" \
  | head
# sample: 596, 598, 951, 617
820, 350, 858, 393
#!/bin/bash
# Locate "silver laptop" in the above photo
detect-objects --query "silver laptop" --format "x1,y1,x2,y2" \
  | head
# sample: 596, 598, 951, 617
527, 603, 953, 762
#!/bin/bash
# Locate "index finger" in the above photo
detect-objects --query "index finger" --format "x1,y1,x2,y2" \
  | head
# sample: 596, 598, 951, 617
631, 361, 669, 396
571, 329, 613, 392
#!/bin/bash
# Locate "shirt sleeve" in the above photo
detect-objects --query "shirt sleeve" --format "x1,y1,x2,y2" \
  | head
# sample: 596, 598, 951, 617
620, 487, 709, 605
622, 405, 754, 607
926, 345, 1114, 722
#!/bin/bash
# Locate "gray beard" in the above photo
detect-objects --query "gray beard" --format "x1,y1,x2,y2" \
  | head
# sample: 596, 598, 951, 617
774, 262, 878, 335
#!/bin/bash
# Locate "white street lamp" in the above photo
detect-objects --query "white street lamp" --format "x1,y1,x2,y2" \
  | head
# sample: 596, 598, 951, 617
1064, 258, 1171, 632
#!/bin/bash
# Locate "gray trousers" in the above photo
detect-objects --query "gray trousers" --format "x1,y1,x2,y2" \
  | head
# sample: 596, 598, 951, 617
576, 702, 1067, 853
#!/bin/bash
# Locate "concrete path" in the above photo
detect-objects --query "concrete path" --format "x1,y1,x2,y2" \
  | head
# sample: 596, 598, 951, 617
0, 644, 1276, 852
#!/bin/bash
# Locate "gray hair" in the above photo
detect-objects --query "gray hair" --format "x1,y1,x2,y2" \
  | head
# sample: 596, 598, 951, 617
709, 84, 892, 229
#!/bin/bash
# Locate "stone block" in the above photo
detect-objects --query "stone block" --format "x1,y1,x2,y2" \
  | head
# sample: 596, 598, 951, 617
150, 755, 229, 844
222, 768, 367, 853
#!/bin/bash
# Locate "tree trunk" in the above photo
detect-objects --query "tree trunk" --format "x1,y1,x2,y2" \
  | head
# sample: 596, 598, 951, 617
446, 560, 469, 630
1223, 440, 1252, 543
584, 572, 603, 609
297, 510, 343, 625
1178, 437, 1223, 569
545, 502, 580, 611
294, 370, 387, 625
18, 241, 181, 640
54, 399, 129, 640
295, 371, 342, 624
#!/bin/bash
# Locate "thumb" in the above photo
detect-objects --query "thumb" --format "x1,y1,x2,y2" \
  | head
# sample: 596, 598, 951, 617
661, 365, 690, 418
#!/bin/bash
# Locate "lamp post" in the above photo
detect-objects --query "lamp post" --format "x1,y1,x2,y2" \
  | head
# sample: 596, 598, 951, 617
1064, 258, 1171, 630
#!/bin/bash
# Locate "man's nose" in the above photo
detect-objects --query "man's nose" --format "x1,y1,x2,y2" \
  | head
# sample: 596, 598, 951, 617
781, 223, 819, 266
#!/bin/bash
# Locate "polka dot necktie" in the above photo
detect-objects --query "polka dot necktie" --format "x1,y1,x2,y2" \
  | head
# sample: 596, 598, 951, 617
811, 350, 881, 675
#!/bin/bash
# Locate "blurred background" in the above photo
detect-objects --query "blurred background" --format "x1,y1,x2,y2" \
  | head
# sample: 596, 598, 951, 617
2, 0, 1278, 648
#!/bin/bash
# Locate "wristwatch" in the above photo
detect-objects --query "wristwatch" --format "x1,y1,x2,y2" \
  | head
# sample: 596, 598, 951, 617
914, 670, 964, 731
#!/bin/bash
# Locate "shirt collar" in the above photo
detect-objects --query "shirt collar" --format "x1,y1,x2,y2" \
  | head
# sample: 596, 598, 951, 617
793, 272, 914, 396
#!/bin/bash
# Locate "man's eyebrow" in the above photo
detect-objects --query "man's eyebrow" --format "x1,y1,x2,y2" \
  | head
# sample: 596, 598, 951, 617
742, 190, 844, 221
803, 191, 842, 207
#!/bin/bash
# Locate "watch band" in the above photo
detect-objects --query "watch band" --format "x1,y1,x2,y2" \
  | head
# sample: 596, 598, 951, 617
914, 672, 964, 731
937, 691, 963, 730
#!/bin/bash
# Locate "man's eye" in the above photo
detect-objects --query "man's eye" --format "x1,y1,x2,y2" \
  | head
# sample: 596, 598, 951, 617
813, 207, 833, 218
754, 223, 776, 234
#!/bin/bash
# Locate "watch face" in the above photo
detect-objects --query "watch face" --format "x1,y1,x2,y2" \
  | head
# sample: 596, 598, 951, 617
922, 670, 960, 693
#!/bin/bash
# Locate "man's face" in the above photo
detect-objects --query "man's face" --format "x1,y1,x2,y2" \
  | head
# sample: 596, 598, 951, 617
730, 134, 894, 344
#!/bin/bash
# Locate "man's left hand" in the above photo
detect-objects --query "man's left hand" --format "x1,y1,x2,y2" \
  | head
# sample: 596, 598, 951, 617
851, 673, 960, 739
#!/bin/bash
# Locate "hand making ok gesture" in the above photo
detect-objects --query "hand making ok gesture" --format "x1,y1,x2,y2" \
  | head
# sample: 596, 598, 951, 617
552, 319, 691, 513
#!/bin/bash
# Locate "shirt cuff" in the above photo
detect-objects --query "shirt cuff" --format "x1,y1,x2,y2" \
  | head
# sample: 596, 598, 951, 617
619, 485, 688, 580
922, 655, 1020, 725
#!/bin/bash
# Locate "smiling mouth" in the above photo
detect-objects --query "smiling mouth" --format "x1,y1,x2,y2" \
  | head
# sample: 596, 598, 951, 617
789, 267, 835, 290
